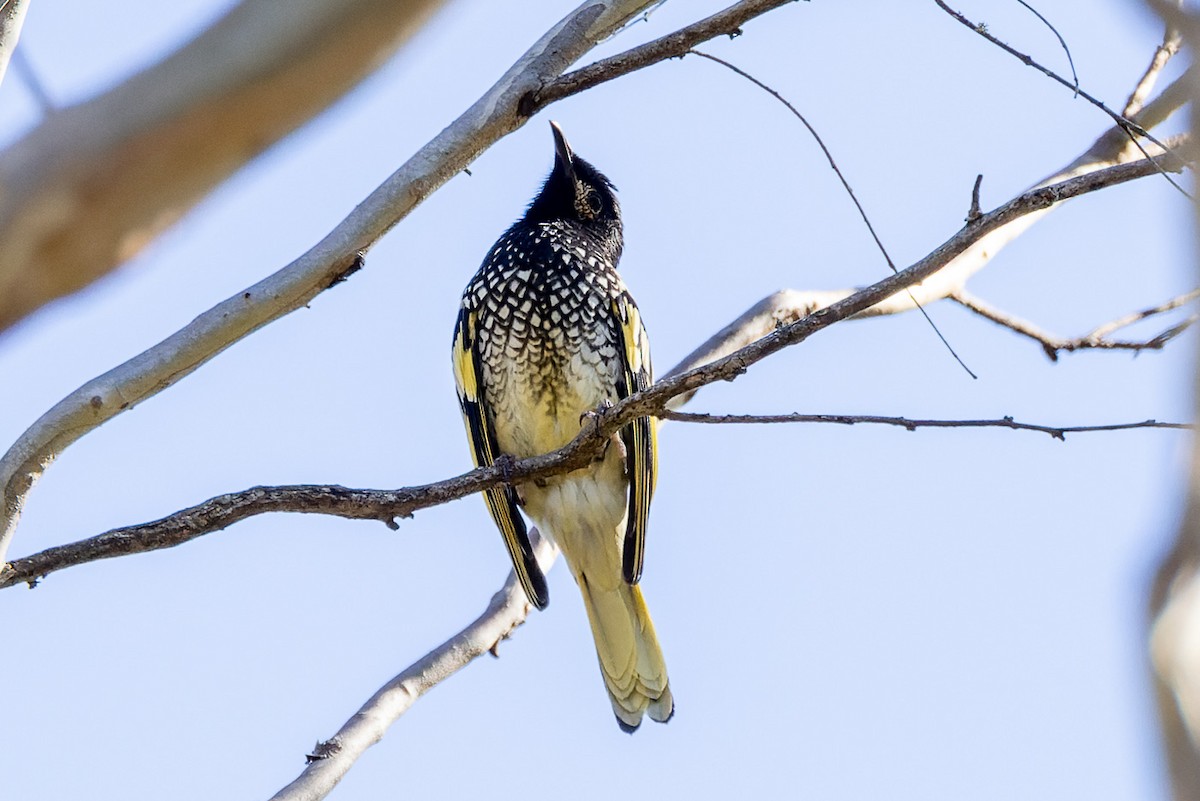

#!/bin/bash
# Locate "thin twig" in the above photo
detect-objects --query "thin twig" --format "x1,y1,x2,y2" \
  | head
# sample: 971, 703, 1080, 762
950, 288, 1198, 360
967, 174, 983, 222
1015, 0, 1079, 95
0, 153, 1176, 591
661, 410, 1191, 440
689, 49, 978, 379
934, 0, 1193, 199
1086, 288, 1200, 339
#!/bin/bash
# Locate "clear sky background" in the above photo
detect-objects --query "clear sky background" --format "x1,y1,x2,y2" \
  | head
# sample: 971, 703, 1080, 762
0, 1, 1193, 799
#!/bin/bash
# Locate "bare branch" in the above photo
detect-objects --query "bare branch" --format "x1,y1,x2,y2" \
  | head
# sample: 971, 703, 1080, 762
0, 153, 1176, 590
950, 288, 1198, 360
1124, 23, 1183, 117
0, 0, 29, 89
934, 0, 1192, 198
268, 530, 558, 801
661, 410, 1191, 440
659, 91, 1193, 398
522, 0, 799, 114
1086, 289, 1200, 339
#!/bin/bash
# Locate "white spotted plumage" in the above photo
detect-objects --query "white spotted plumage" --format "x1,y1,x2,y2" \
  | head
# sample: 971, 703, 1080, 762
452, 123, 671, 732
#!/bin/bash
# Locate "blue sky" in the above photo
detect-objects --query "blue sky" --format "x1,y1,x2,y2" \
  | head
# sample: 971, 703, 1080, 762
0, 1, 1193, 799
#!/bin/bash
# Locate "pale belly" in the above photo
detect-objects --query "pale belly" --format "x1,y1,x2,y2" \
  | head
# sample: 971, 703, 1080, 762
487, 350, 629, 583
488, 347, 617, 459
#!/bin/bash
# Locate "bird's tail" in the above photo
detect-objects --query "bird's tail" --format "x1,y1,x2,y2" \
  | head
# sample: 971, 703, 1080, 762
578, 573, 674, 732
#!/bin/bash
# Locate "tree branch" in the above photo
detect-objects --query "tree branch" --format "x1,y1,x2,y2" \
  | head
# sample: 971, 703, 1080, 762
0, 0, 451, 336
0, 153, 1176, 590
934, 0, 1191, 198
655, 93, 1192, 410
0, 0, 805, 568
1124, 22, 1182, 118
949, 288, 1199, 360
1140, 5, 1200, 799
661, 410, 1191, 440
521, 0, 797, 114
0, 0, 29, 90
268, 529, 558, 801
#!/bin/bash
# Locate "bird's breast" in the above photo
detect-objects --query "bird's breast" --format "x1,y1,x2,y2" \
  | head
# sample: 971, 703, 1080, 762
477, 306, 620, 458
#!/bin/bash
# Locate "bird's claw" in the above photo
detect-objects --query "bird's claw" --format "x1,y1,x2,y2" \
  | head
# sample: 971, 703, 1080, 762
494, 453, 517, 485
579, 398, 614, 428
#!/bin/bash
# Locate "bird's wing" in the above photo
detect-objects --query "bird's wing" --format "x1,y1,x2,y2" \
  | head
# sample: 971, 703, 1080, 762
452, 306, 549, 609
610, 293, 658, 585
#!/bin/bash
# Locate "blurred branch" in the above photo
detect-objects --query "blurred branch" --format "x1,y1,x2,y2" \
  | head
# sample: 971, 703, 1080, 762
1125, 22, 1182, 117
0, 0, 809, 568
0, 0, 30, 89
0, 0, 450, 336
0, 152, 1176, 589
661, 411, 1190, 439
949, 287, 1199, 360
269, 530, 557, 801
1142, 4, 1200, 800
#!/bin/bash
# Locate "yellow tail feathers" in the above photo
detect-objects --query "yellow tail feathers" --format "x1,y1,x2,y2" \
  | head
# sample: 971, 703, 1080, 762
578, 573, 673, 732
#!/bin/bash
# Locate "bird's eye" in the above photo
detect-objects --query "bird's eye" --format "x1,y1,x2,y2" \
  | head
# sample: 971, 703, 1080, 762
574, 183, 602, 219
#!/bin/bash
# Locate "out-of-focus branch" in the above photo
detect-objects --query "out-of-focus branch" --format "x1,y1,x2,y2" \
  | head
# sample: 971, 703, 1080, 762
0, 0, 450, 336
1125, 23, 1182, 117
661, 410, 1190, 439
1143, 4, 1200, 800
950, 288, 1199, 360
0, 0, 30, 89
268, 530, 557, 801
0, 153, 1174, 590
1090, 289, 1200, 338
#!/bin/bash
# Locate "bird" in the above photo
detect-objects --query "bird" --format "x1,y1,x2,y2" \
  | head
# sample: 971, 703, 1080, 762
451, 121, 673, 731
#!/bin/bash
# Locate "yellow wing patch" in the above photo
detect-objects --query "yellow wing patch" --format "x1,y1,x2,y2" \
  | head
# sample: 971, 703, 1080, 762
610, 294, 658, 585
452, 306, 549, 609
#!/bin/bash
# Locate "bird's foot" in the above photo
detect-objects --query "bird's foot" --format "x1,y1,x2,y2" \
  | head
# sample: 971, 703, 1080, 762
579, 398, 613, 428
494, 453, 517, 485
580, 400, 614, 462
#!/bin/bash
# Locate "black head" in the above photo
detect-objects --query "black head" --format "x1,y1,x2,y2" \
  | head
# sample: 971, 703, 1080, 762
523, 122, 621, 231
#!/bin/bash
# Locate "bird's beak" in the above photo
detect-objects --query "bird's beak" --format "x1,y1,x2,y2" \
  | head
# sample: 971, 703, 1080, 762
550, 120, 576, 182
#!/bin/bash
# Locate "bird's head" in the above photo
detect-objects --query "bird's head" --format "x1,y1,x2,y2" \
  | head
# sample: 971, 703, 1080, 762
524, 122, 621, 232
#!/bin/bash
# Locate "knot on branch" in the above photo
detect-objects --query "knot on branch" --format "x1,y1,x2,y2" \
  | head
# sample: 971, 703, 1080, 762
517, 88, 540, 120
306, 738, 343, 763
326, 252, 366, 289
